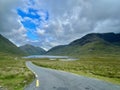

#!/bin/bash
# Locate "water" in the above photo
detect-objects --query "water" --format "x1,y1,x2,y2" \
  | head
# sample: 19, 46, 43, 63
23, 55, 78, 61
24, 55, 68, 59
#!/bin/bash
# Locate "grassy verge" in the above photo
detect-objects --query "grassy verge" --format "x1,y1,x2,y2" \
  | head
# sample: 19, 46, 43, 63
31, 56, 120, 85
0, 53, 34, 90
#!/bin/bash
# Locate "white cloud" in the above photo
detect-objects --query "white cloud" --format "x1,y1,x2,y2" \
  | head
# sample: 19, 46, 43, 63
94, 19, 120, 33
40, 0, 120, 47
36, 29, 45, 35
0, 0, 120, 50
0, 0, 30, 46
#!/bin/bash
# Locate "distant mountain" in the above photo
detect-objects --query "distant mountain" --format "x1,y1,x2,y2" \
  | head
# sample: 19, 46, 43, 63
46, 33, 120, 57
70, 33, 120, 46
0, 34, 26, 55
19, 44, 46, 55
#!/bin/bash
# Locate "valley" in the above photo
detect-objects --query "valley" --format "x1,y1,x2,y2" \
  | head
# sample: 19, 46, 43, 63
31, 55, 120, 85
1, 1, 120, 90
0, 33, 120, 90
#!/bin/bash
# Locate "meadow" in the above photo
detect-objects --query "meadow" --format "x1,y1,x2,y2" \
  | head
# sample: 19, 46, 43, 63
0, 53, 34, 90
31, 55, 120, 85
0, 53, 120, 90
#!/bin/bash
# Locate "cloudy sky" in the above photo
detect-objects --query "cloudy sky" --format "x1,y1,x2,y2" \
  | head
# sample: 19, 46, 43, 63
0, 0, 120, 50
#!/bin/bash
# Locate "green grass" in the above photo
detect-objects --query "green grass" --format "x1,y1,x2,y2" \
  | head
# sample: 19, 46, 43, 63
31, 55, 120, 85
0, 53, 34, 90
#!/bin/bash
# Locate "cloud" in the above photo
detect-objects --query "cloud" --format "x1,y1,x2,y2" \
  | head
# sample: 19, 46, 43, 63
6, 25, 28, 45
94, 19, 120, 33
0, 0, 29, 46
36, 29, 45, 35
37, 0, 120, 49
0, 0, 19, 32
0, 0, 120, 50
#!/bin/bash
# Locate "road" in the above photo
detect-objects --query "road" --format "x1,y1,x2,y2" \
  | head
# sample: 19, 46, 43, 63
25, 61, 120, 90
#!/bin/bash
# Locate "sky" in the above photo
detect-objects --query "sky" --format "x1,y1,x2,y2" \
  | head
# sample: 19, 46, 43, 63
0, 0, 120, 50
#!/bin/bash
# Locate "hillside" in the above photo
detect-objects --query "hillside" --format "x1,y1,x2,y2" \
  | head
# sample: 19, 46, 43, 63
46, 33, 120, 57
70, 33, 120, 46
0, 34, 26, 55
19, 44, 46, 55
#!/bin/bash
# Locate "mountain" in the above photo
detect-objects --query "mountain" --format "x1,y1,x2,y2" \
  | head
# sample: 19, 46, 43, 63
69, 33, 120, 46
19, 44, 46, 55
46, 33, 120, 57
0, 34, 26, 55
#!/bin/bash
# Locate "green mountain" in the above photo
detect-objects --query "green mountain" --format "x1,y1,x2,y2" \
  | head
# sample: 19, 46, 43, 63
0, 34, 26, 55
19, 44, 46, 55
46, 33, 120, 57
69, 33, 120, 46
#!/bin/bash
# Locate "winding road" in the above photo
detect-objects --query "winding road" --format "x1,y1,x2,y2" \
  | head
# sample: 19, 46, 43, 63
25, 61, 120, 90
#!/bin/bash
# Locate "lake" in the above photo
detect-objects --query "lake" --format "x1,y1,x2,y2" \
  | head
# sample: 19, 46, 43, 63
23, 55, 78, 61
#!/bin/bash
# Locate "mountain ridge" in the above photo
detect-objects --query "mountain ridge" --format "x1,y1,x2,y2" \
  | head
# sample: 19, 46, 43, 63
19, 44, 46, 55
69, 32, 120, 46
46, 32, 120, 57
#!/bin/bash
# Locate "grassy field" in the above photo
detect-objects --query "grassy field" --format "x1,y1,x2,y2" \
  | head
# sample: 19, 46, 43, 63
0, 53, 34, 90
31, 55, 120, 85
1, 53, 119, 90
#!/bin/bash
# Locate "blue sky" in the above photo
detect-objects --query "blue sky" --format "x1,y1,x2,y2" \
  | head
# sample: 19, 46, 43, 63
0, 0, 120, 50
17, 6, 49, 40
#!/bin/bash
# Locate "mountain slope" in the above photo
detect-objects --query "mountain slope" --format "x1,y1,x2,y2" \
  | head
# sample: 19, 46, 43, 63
0, 34, 26, 55
19, 44, 46, 55
70, 33, 120, 46
46, 33, 120, 57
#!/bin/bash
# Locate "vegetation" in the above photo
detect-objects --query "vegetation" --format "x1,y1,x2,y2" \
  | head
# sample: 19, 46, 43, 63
43, 33, 120, 84
0, 34, 26, 55
0, 32, 120, 89
0, 53, 34, 90
19, 44, 46, 55
46, 33, 120, 57
32, 55, 120, 85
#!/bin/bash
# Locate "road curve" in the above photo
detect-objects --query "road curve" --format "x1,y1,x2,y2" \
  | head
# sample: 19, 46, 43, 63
25, 61, 120, 90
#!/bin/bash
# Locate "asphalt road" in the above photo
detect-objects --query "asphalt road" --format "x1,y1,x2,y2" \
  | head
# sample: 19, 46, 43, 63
25, 61, 120, 90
